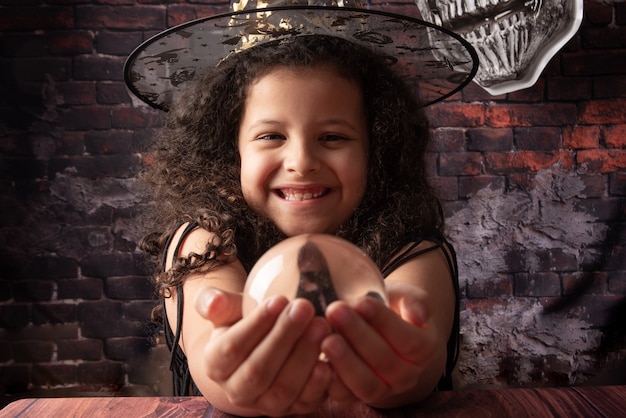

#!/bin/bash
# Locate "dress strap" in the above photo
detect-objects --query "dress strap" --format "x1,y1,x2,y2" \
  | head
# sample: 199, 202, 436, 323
161, 220, 201, 396
380, 227, 460, 391
161, 221, 200, 269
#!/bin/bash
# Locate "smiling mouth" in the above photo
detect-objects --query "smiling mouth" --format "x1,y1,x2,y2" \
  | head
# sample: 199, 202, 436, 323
276, 188, 331, 201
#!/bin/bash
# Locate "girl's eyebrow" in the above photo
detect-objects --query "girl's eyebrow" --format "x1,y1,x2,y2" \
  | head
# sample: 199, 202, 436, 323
247, 118, 363, 133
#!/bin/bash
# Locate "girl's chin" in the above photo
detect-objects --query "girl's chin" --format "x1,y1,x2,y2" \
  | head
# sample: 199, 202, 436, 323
276, 222, 337, 237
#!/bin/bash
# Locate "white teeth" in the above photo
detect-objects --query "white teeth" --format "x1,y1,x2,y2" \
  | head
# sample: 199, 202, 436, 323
282, 191, 324, 201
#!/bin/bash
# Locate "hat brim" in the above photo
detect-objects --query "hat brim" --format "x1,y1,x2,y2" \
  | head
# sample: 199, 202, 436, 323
124, 5, 478, 111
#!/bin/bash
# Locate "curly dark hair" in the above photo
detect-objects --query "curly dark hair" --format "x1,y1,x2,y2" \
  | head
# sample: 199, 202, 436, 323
139, 35, 443, 297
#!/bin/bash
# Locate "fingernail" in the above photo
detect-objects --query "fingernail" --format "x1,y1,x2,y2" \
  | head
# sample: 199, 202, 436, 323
355, 297, 377, 319
265, 295, 288, 316
411, 301, 428, 327
288, 299, 313, 322
307, 319, 330, 343
196, 289, 219, 313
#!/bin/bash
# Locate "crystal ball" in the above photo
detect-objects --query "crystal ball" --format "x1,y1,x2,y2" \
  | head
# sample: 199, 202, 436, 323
243, 234, 387, 317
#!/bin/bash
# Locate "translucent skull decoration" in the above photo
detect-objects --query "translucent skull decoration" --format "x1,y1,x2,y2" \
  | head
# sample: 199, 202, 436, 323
415, 0, 583, 95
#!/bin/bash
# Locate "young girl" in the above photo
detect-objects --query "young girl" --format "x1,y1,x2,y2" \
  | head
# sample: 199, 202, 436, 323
127, 4, 474, 416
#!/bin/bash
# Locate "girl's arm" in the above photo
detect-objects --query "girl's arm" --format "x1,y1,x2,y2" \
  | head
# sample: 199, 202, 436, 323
322, 240, 456, 408
163, 224, 334, 416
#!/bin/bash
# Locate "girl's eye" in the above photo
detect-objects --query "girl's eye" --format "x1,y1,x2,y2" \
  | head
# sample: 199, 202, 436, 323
320, 134, 349, 142
256, 133, 285, 141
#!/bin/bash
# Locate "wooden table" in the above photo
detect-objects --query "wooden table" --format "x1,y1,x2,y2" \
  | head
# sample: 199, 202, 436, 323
1, 385, 624, 417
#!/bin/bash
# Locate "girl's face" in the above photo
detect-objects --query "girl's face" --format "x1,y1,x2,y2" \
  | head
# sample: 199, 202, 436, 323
238, 66, 368, 237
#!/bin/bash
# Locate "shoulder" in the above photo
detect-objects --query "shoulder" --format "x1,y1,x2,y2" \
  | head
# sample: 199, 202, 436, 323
164, 221, 215, 272
382, 228, 457, 279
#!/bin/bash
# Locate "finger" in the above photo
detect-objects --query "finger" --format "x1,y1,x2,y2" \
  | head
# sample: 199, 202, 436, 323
289, 361, 333, 413
327, 371, 355, 402
355, 296, 436, 364
321, 330, 387, 403
257, 317, 332, 411
385, 282, 430, 327
225, 299, 317, 402
205, 295, 289, 382
195, 287, 242, 327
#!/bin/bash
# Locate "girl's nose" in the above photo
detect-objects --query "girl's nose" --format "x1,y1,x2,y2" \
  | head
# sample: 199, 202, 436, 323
283, 138, 321, 176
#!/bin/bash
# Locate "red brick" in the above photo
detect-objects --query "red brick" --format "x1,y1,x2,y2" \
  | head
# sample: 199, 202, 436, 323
57, 278, 102, 300
462, 299, 507, 312
0, 364, 31, 392
111, 107, 162, 129
85, 130, 133, 154
32, 303, 77, 325
105, 276, 154, 300
7, 324, 80, 342
96, 82, 131, 105
608, 271, 626, 294
548, 295, 623, 327
426, 103, 485, 128
563, 272, 607, 296
424, 152, 437, 177
460, 81, 505, 103
618, 3, 626, 25
579, 99, 626, 124
563, 125, 600, 149
485, 151, 574, 174
48, 155, 140, 178
578, 174, 608, 197
429, 128, 466, 152
458, 175, 506, 198
10, 57, 71, 82
57, 81, 97, 106
594, 75, 626, 100
95, 31, 144, 55
124, 301, 158, 322
604, 124, 626, 148
76, 5, 165, 30
467, 275, 513, 299
13, 341, 55, 363
584, 1, 614, 25
515, 272, 561, 297
576, 198, 624, 221
576, 149, 626, 173
507, 79, 545, 103
0, 6, 74, 31
58, 339, 103, 361
429, 176, 458, 201
77, 361, 125, 386
32, 365, 77, 387
167, 4, 225, 26
582, 27, 626, 49
74, 55, 126, 81
467, 128, 514, 151
547, 77, 593, 101
1, 33, 48, 57
610, 172, 626, 196
439, 152, 483, 176
486, 104, 577, 127
61, 106, 111, 130
48, 31, 94, 55
12, 280, 54, 302
105, 337, 152, 361
536, 248, 578, 272
563, 51, 626, 76
514, 127, 562, 151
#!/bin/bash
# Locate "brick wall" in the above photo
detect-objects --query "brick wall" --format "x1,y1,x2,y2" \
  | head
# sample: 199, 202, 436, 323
0, 0, 624, 404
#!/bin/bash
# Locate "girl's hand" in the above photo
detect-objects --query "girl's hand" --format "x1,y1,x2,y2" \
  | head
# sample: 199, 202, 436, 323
195, 288, 334, 416
321, 281, 441, 407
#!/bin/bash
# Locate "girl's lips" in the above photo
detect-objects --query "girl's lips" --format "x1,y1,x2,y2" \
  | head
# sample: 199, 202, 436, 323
275, 187, 331, 201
